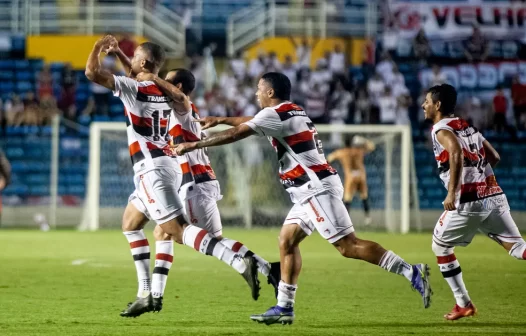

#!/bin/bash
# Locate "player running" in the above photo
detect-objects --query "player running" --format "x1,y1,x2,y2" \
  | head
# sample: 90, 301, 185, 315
174, 72, 432, 325
327, 135, 375, 224
132, 69, 281, 308
85, 36, 260, 318
422, 84, 526, 321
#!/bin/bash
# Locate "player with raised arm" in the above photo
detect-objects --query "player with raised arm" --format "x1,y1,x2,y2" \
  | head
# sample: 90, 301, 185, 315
327, 136, 376, 225
131, 69, 281, 307
85, 36, 260, 318
422, 84, 526, 321
174, 72, 432, 325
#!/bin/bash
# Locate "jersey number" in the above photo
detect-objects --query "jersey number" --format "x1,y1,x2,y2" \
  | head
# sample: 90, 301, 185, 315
152, 109, 172, 141
306, 122, 324, 154
466, 132, 484, 173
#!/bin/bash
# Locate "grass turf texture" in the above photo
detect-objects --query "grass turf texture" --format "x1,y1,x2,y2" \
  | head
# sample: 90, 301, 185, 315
0, 229, 524, 336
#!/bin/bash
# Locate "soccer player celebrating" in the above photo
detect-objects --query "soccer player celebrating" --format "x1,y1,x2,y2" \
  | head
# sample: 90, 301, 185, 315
327, 135, 376, 225
85, 36, 259, 318
134, 69, 281, 306
174, 72, 432, 325
422, 84, 526, 320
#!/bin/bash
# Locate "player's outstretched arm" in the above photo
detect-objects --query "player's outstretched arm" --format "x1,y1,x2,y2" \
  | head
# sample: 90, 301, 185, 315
482, 140, 500, 167
173, 124, 256, 155
136, 72, 191, 113
195, 116, 254, 130
436, 130, 463, 211
85, 35, 117, 90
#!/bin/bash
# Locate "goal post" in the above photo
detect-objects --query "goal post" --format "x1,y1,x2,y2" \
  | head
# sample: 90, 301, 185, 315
81, 122, 420, 233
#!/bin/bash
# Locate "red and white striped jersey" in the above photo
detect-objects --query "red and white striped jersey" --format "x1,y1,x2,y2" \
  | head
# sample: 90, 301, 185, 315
113, 76, 179, 174
171, 102, 220, 200
244, 102, 338, 204
431, 117, 504, 207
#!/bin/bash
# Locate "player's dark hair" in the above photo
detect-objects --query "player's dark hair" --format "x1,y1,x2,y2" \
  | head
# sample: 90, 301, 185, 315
167, 68, 195, 95
139, 42, 166, 71
344, 136, 353, 147
427, 84, 457, 115
261, 72, 291, 101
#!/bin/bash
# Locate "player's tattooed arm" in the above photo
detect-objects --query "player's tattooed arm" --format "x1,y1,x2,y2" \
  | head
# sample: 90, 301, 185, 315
436, 129, 463, 211
174, 124, 256, 155
195, 116, 253, 130
135, 73, 191, 113
85, 35, 117, 90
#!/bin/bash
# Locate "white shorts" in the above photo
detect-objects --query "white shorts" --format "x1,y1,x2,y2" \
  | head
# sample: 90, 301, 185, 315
129, 168, 184, 225
283, 188, 355, 244
433, 197, 523, 247
184, 194, 223, 238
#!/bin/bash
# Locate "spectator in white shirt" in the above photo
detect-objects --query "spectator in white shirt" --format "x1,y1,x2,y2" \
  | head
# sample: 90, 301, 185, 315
376, 52, 394, 82
367, 72, 385, 106
430, 64, 447, 87
329, 44, 346, 75
229, 51, 247, 80
266, 51, 282, 72
377, 86, 398, 124
282, 55, 298, 86
219, 65, 238, 101
295, 38, 312, 70
248, 51, 266, 79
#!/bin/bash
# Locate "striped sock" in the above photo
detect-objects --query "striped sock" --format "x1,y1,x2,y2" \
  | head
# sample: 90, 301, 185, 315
437, 254, 471, 307
152, 240, 174, 299
379, 250, 413, 281
221, 238, 271, 277
182, 225, 246, 273
509, 241, 526, 260
123, 230, 151, 298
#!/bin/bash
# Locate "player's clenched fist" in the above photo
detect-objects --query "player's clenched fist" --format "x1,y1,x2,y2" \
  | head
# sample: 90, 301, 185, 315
443, 193, 456, 211
193, 117, 221, 130
95, 35, 118, 52
173, 142, 197, 156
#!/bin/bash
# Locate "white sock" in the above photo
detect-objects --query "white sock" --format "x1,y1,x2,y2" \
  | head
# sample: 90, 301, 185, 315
221, 238, 271, 276
437, 253, 471, 307
277, 281, 297, 309
151, 240, 174, 299
509, 241, 526, 260
378, 250, 413, 281
123, 230, 151, 298
182, 225, 246, 273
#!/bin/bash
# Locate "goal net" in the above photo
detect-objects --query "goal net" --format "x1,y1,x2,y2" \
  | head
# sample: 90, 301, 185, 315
80, 123, 420, 233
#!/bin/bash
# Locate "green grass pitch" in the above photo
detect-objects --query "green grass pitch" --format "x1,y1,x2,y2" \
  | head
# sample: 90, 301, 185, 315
0, 229, 524, 335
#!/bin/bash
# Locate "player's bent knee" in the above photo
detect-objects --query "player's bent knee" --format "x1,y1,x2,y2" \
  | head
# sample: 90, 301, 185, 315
279, 224, 306, 253
431, 240, 454, 256
333, 234, 359, 258
153, 225, 171, 241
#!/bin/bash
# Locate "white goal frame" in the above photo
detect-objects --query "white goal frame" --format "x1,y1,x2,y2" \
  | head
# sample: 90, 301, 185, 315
80, 122, 420, 233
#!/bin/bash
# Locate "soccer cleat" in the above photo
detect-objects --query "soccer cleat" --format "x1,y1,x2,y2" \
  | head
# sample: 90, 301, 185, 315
120, 294, 153, 317
267, 262, 281, 298
364, 216, 372, 226
240, 255, 261, 301
250, 305, 295, 325
445, 302, 477, 321
152, 296, 163, 313
411, 263, 432, 309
